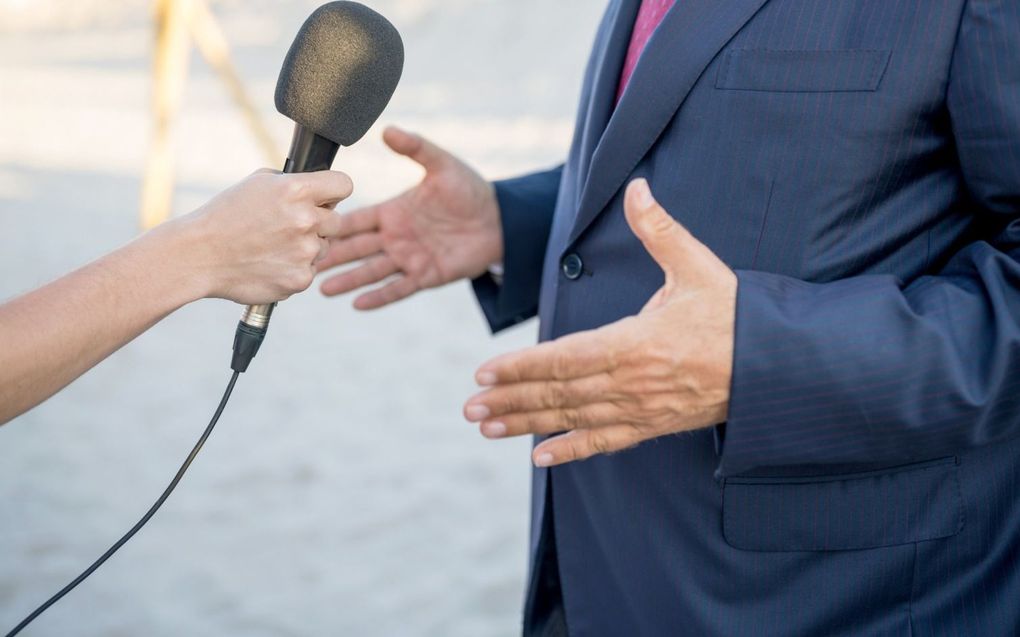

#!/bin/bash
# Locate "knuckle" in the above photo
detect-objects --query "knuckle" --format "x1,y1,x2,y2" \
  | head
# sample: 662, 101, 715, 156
565, 438, 586, 461
523, 412, 544, 433
300, 237, 321, 260
649, 210, 678, 235
281, 177, 308, 200
588, 432, 611, 456
499, 392, 518, 414
334, 172, 354, 198
287, 268, 314, 292
562, 408, 582, 430
550, 353, 571, 380
505, 362, 524, 383
634, 392, 659, 415
545, 382, 567, 408
290, 208, 318, 232
249, 171, 276, 193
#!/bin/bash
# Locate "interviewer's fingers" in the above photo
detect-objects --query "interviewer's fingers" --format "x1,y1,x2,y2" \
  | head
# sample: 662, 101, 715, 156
315, 233, 383, 272
320, 255, 399, 296
314, 237, 330, 264
296, 170, 354, 206
353, 276, 420, 310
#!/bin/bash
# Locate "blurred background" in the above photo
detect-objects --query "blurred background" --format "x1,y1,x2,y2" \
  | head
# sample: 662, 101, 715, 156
0, 1, 602, 634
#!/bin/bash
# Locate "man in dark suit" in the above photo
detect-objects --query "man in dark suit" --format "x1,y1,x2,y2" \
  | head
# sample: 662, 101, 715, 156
318, 0, 1020, 634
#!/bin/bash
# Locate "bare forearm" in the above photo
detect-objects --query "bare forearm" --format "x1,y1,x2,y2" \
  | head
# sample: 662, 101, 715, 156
0, 220, 209, 424
0, 169, 354, 425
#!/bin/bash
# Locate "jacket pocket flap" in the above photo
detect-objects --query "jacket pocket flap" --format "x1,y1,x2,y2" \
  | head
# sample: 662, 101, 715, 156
716, 49, 891, 92
723, 457, 964, 551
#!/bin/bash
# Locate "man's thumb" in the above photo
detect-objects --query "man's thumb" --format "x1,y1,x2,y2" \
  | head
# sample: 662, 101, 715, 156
382, 126, 449, 171
624, 178, 689, 275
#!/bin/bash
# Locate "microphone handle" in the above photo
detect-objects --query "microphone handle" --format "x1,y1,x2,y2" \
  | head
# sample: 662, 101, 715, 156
231, 124, 340, 373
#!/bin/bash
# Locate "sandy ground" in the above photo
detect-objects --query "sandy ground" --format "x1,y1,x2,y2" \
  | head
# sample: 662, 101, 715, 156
0, 2, 603, 634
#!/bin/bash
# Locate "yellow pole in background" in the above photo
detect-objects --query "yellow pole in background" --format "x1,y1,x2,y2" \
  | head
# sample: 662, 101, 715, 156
140, 0, 281, 230
191, 0, 282, 164
140, 0, 194, 230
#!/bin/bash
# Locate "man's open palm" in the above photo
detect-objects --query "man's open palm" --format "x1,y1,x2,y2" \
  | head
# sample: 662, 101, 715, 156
317, 126, 503, 309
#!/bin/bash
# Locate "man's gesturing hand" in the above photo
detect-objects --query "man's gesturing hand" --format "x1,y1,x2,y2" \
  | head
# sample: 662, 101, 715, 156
464, 179, 738, 468
317, 126, 503, 309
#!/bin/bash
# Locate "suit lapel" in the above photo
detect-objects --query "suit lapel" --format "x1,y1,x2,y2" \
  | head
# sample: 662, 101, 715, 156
568, 0, 772, 245
572, 0, 641, 200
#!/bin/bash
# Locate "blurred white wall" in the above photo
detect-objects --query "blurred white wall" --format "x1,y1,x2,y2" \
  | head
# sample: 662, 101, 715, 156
0, 2, 604, 635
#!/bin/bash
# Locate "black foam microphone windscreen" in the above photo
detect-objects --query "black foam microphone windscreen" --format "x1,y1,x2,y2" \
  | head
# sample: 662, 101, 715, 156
231, 2, 404, 374
275, 1, 404, 147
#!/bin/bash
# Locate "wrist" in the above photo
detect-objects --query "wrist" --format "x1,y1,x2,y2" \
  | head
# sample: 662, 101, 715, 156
480, 181, 505, 271
141, 215, 218, 304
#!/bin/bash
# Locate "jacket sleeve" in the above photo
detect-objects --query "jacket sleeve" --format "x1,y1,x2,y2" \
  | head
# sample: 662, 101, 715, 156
717, 0, 1020, 477
473, 166, 564, 333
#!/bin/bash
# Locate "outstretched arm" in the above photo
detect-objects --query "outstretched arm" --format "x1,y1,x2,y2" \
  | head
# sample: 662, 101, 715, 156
0, 169, 353, 425
316, 126, 564, 332
462, 1, 1020, 474
472, 166, 564, 333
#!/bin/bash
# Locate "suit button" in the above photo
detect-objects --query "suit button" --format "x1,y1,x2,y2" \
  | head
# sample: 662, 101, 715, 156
561, 253, 584, 280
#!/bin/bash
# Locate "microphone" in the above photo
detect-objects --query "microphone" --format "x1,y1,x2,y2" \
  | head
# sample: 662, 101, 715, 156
231, 1, 404, 373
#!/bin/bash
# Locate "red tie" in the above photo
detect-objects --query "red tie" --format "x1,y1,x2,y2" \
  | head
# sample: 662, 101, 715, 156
616, 0, 677, 104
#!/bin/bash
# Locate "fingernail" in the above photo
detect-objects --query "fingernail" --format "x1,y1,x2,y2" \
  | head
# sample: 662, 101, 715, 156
465, 404, 490, 422
534, 453, 555, 468
481, 421, 507, 438
633, 178, 654, 208
476, 370, 498, 386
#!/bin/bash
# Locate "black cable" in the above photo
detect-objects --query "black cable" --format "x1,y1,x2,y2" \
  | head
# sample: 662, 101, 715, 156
4, 371, 241, 637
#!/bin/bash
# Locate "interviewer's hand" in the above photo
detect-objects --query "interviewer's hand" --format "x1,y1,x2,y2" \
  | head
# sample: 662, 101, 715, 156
181, 168, 353, 305
0, 168, 352, 425
317, 126, 502, 309
464, 179, 738, 467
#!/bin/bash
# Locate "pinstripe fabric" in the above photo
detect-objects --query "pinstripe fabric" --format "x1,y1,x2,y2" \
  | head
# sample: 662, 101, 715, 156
473, 0, 1020, 634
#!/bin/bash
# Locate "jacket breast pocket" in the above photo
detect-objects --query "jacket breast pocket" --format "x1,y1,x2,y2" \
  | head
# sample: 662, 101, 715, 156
715, 49, 891, 93
722, 457, 964, 552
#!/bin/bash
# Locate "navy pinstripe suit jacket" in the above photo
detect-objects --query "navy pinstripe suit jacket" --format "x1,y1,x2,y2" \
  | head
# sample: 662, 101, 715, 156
473, 1, 1020, 635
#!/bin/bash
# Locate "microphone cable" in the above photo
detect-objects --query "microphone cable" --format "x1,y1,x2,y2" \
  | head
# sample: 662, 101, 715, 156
4, 370, 241, 637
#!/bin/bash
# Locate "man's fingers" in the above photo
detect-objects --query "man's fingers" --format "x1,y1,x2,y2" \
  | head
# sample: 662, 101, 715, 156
320, 206, 380, 240
315, 209, 346, 238
319, 255, 399, 296
475, 325, 625, 385
353, 276, 420, 310
383, 125, 451, 171
315, 233, 384, 273
464, 374, 616, 420
293, 170, 355, 206
477, 403, 624, 439
532, 426, 644, 467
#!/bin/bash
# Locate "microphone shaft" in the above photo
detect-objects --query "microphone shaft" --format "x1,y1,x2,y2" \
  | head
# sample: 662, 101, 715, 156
231, 124, 340, 372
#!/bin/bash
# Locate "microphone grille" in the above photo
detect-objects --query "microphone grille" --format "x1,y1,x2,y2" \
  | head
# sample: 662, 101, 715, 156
275, 2, 404, 147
